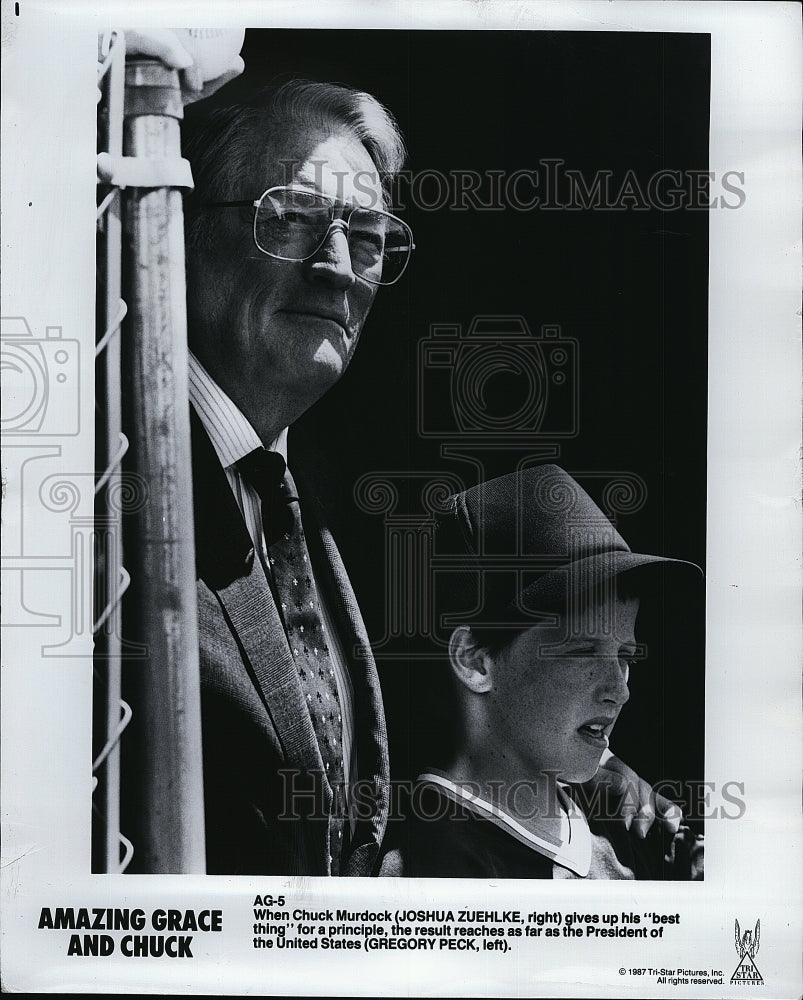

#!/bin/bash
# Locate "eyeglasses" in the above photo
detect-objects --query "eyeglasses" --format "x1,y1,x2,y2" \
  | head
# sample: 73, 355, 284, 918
202, 185, 415, 286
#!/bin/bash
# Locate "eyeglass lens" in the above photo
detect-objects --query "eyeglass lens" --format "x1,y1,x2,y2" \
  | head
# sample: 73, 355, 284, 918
254, 188, 411, 285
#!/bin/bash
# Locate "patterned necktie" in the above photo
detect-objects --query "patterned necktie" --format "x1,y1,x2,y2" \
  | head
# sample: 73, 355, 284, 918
235, 447, 292, 545
236, 449, 347, 874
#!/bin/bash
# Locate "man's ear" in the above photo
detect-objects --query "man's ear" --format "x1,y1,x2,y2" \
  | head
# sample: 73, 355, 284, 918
448, 627, 494, 694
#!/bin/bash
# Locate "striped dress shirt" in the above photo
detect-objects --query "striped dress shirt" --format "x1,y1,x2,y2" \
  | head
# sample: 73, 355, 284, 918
187, 351, 357, 810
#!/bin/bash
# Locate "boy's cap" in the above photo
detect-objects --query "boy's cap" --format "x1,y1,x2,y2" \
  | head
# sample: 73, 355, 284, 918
433, 465, 701, 624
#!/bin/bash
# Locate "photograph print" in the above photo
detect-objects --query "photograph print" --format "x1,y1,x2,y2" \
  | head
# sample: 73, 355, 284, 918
92, 26, 710, 881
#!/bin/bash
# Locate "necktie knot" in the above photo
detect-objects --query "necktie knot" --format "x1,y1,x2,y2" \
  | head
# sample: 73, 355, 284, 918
236, 447, 286, 495
236, 448, 294, 544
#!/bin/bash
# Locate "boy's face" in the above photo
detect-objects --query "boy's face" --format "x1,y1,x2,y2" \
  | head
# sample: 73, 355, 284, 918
485, 593, 639, 784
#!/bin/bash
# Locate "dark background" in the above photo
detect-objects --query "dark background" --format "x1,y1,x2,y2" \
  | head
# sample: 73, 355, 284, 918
207, 30, 709, 818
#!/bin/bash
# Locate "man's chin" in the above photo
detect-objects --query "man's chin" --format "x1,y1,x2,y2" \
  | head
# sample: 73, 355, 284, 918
312, 337, 349, 376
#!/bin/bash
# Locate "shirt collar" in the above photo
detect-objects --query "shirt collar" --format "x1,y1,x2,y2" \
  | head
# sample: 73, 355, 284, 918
187, 350, 288, 467
417, 770, 592, 877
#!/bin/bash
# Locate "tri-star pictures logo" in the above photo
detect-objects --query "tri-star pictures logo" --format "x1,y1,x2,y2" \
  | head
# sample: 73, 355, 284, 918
730, 918, 764, 985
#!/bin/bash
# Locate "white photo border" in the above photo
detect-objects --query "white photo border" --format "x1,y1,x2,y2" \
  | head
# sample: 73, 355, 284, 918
1, 1, 800, 996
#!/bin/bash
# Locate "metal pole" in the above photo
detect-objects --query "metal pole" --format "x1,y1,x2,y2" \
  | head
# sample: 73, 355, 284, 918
121, 59, 205, 873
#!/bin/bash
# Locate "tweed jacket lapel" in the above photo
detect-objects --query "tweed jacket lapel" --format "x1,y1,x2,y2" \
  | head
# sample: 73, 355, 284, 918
213, 567, 331, 807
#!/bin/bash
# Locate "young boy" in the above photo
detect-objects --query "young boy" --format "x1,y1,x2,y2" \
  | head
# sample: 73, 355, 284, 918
387, 465, 703, 880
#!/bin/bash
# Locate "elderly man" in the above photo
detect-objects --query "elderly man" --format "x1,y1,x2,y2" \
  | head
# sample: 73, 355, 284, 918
176, 79, 412, 876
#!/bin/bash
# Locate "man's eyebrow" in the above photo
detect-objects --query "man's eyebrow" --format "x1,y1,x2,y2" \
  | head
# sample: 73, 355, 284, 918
289, 171, 384, 202
542, 641, 638, 655
540, 643, 597, 655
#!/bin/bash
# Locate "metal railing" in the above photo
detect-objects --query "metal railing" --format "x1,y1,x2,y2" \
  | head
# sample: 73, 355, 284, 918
93, 31, 205, 874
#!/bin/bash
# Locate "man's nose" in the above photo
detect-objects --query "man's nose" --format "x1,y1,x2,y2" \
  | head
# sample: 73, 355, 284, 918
305, 222, 356, 289
597, 658, 631, 708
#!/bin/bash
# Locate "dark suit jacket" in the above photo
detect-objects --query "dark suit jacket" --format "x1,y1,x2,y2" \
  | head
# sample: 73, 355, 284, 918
190, 411, 389, 875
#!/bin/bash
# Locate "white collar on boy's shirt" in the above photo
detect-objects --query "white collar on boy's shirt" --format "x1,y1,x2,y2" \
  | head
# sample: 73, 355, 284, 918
417, 769, 592, 877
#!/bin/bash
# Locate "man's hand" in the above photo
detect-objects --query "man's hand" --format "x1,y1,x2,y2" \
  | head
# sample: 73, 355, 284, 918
124, 29, 244, 105
585, 753, 683, 839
